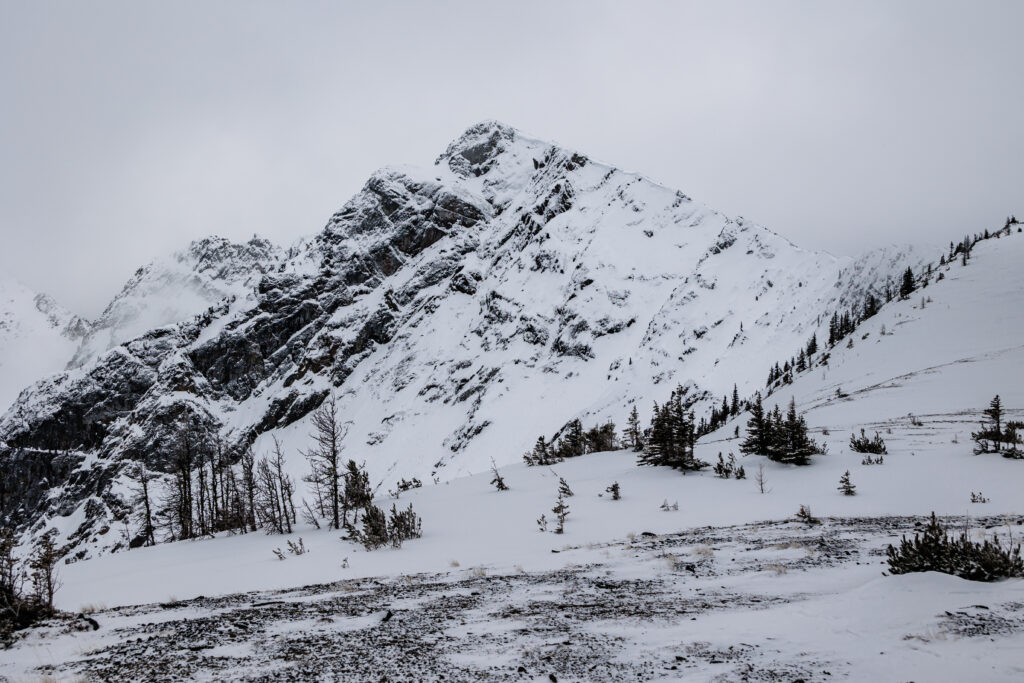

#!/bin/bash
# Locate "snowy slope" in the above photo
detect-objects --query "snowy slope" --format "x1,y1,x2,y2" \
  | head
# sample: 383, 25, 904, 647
43, 229, 1024, 601
0, 122, 936, 558
0, 278, 89, 411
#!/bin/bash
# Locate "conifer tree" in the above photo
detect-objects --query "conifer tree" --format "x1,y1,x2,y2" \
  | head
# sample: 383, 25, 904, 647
838, 470, 856, 495
344, 460, 372, 526
552, 491, 570, 534
489, 458, 509, 491
387, 503, 422, 548
357, 505, 390, 550
730, 384, 740, 415
806, 333, 818, 357
899, 267, 915, 299
972, 394, 1008, 454
524, 435, 556, 466
862, 294, 879, 319
779, 398, 817, 465
739, 392, 769, 456
557, 476, 574, 498
584, 421, 617, 453
985, 395, 1004, 448
625, 405, 644, 451
557, 419, 586, 458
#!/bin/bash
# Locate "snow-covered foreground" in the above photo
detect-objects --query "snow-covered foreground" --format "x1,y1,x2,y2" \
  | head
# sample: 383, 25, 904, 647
48, 430, 1024, 612
7, 416, 1024, 681
5, 515, 1023, 681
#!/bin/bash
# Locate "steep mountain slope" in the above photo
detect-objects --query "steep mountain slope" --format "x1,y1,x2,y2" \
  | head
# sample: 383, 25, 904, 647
0, 121, 930, 558
0, 278, 90, 411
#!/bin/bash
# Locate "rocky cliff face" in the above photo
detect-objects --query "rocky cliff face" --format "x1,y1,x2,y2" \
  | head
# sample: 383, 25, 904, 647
0, 121, 930, 558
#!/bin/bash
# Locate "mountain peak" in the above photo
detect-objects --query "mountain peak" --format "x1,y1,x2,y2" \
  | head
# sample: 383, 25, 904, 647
436, 120, 519, 176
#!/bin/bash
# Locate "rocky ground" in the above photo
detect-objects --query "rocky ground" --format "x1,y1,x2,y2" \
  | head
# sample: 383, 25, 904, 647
7, 515, 1024, 682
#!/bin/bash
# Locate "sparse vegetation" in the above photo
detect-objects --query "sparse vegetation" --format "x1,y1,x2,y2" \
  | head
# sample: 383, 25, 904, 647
972, 395, 1022, 457
849, 428, 887, 455
740, 395, 824, 465
388, 477, 422, 499
795, 504, 820, 526
551, 492, 570, 534
1, 529, 65, 642
837, 470, 856, 496
754, 463, 769, 494
489, 458, 509, 492
357, 502, 422, 550
886, 513, 1023, 581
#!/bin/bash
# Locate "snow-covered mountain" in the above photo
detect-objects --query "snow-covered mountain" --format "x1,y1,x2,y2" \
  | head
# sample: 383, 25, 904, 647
0, 121, 936, 558
0, 279, 90, 411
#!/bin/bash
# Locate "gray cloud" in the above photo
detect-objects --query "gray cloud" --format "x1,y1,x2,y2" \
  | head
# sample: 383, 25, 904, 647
1, 1, 1021, 316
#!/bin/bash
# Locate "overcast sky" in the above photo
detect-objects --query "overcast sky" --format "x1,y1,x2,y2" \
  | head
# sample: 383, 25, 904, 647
1, 1, 1021, 317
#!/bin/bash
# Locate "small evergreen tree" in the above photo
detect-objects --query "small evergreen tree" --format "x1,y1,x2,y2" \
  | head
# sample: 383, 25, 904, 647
557, 477, 574, 498
849, 429, 887, 454
605, 482, 621, 500
489, 458, 509, 491
887, 513, 1024, 581
387, 503, 423, 548
837, 470, 856, 495
552, 492, 570, 534
357, 504, 390, 550
344, 460, 373, 527
972, 395, 1012, 454
774, 398, 820, 465
795, 504, 820, 525
557, 419, 586, 458
584, 421, 617, 453
524, 436, 558, 466
625, 405, 643, 451
739, 392, 769, 456
899, 266, 915, 299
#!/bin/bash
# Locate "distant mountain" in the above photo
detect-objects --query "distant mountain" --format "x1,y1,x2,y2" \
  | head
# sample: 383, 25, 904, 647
0, 121, 938, 558
68, 236, 282, 368
0, 278, 90, 411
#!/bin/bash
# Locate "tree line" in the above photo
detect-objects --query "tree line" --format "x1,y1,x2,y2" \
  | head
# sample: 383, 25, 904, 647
128, 394, 419, 552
